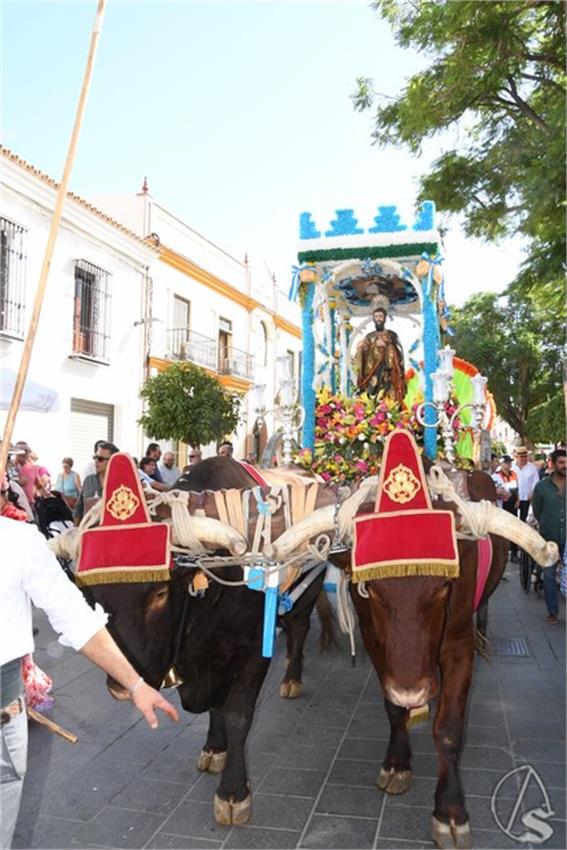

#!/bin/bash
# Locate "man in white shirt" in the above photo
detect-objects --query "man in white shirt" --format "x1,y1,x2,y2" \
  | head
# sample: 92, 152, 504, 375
0, 517, 179, 848
158, 452, 180, 487
512, 446, 540, 523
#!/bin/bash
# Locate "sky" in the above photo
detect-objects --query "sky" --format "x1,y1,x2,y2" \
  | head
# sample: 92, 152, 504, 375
2, 0, 525, 307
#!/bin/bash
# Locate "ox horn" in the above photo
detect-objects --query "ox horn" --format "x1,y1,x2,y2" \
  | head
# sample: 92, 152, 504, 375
265, 505, 336, 560
168, 514, 248, 556
461, 502, 559, 567
49, 510, 248, 559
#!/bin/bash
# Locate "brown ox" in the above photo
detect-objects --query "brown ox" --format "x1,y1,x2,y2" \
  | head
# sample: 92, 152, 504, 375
331, 470, 509, 849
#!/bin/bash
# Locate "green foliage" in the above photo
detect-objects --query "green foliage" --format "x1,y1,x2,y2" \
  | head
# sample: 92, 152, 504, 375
353, 1, 566, 310
491, 440, 507, 458
139, 362, 242, 448
449, 291, 565, 444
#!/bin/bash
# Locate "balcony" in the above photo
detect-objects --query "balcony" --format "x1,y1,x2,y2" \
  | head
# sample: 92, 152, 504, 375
165, 328, 253, 380
218, 346, 254, 381
166, 328, 218, 370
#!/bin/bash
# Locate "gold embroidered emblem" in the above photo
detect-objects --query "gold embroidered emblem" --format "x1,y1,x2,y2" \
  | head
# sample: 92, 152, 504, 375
383, 464, 421, 504
106, 485, 140, 521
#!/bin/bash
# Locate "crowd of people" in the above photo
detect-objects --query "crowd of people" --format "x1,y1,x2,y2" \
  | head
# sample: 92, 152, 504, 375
491, 445, 566, 624
1, 439, 244, 526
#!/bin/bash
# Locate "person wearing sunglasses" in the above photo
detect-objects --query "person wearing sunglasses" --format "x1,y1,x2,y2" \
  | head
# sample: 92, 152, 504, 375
73, 442, 119, 523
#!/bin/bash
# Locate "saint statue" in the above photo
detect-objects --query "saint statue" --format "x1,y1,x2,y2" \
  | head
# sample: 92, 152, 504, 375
354, 307, 406, 403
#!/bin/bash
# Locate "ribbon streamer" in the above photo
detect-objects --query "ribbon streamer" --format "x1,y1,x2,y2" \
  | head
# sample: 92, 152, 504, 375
289, 263, 315, 302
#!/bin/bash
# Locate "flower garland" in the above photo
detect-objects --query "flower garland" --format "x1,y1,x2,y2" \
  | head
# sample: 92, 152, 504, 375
294, 387, 466, 483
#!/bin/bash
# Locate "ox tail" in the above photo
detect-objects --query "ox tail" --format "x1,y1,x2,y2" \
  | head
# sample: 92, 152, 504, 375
316, 589, 339, 653
474, 626, 491, 661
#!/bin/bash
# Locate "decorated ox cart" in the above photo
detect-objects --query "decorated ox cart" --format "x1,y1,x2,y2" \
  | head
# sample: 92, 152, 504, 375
50, 202, 558, 848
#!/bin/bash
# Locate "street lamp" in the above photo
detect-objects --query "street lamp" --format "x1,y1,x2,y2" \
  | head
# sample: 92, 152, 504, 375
250, 360, 304, 467
415, 348, 488, 464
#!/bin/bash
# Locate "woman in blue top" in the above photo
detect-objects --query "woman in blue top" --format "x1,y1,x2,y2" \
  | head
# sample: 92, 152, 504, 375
54, 457, 81, 509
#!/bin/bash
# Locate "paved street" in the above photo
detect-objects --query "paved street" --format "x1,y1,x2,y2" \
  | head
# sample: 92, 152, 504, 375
15, 562, 565, 850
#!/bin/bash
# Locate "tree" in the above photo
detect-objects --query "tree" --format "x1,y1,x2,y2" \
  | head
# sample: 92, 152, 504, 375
448, 291, 565, 444
139, 362, 242, 448
353, 1, 566, 310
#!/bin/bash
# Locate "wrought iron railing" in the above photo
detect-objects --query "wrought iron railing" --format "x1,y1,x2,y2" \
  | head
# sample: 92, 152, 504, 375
0, 217, 27, 338
218, 345, 254, 380
166, 329, 253, 380
71, 260, 111, 362
166, 327, 218, 371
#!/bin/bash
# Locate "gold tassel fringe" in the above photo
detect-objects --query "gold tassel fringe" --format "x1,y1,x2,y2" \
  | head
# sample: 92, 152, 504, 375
351, 562, 459, 583
76, 568, 171, 586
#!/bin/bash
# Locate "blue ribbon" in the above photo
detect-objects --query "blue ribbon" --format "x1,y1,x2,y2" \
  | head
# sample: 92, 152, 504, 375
254, 489, 271, 516
289, 264, 315, 302
262, 587, 278, 657
246, 567, 265, 592
419, 251, 444, 299
278, 592, 293, 615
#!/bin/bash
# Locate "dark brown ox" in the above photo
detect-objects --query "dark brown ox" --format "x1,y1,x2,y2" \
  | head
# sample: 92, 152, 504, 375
331, 469, 508, 849
81, 457, 336, 826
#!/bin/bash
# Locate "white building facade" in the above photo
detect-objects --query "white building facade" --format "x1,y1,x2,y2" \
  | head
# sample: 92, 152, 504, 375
1, 149, 303, 475
92, 187, 303, 465
0, 149, 158, 476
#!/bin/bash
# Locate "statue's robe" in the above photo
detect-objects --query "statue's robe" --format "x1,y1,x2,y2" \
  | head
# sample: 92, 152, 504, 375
355, 329, 406, 403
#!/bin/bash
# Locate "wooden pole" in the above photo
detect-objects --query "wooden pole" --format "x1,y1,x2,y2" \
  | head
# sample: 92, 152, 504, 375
0, 0, 106, 478
27, 707, 79, 744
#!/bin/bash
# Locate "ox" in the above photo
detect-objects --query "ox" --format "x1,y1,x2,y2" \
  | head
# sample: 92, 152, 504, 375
263, 458, 557, 848
80, 457, 336, 825
326, 468, 554, 849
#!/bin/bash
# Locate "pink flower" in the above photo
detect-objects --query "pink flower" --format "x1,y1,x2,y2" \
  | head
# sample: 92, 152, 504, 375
353, 403, 365, 421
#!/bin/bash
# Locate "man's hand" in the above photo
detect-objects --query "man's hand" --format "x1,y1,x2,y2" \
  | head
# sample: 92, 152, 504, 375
132, 681, 179, 729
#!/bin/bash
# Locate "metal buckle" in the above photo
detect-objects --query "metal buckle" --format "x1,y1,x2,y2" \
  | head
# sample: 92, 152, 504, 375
0, 698, 23, 726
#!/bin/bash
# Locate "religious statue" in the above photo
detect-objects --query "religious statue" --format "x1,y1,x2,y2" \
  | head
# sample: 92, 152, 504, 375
354, 307, 406, 403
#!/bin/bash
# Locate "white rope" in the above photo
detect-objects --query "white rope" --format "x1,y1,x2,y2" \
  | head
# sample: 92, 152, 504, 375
149, 489, 208, 553
337, 570, 357, 659
427, 465, 494, 539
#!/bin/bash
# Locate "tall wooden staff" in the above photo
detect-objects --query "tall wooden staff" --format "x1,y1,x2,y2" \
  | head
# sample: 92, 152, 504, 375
0, 0, 106, 478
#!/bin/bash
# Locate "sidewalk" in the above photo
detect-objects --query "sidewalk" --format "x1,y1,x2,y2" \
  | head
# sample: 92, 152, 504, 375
14, 561, 565, 850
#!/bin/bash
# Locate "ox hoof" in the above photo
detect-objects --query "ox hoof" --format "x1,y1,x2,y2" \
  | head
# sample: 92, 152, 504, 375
279, 680, 302, 699
214, 792, 252, 826
376, 767, 412, 795
197, 749, 227, 774
431, 816, 472, 849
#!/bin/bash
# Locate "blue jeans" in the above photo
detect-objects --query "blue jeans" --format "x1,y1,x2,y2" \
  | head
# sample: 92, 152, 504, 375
542, 564, 559, 617
0, 705, 27, 849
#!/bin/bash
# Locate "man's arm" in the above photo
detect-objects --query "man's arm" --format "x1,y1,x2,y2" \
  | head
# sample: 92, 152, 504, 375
80, 628, 179, 729
23, 526, 179, 729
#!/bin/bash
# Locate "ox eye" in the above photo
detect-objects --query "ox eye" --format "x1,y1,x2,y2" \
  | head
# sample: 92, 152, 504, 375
146, 587, 170, 611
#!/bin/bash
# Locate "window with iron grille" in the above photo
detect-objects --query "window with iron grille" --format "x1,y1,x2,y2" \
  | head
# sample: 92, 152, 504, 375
72, 260, 111, 362
0, 217, 27, 338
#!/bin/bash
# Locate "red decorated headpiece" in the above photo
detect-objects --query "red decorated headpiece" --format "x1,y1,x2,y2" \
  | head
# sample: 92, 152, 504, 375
352, 430, 458, 583
76, 453, 170, 586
